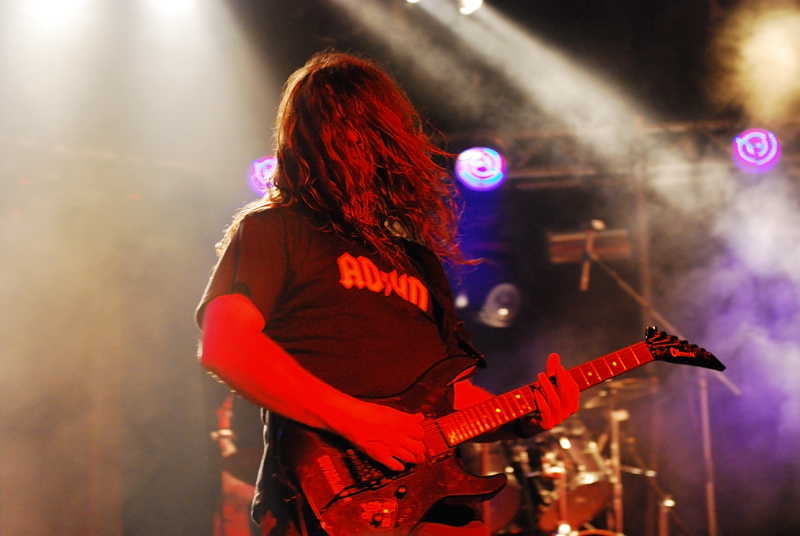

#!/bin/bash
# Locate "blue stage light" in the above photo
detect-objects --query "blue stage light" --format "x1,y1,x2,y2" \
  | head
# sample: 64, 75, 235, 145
455, 147, 506, 191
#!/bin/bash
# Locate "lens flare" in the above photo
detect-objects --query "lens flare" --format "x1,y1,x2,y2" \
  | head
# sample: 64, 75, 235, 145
731, 128, 781, 174
455, 147, 506, 191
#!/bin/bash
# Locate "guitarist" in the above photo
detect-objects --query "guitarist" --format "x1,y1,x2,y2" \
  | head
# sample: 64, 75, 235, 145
196, 52, 580, 536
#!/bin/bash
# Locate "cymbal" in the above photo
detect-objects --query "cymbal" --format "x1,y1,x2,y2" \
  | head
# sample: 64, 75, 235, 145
582, 376, 659, 410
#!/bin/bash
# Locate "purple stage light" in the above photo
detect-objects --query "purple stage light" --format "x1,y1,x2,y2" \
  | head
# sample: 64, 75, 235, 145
455, 147, 506, 191
248, 156, 277, 196
732, 129, 781, 174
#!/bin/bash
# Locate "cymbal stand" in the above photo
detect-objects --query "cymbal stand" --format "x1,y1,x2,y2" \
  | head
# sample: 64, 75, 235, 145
607, 400, 629, 534
556, 461, 569, 532
540, 451, 570, 533
506, 443, 541, 534
658, 496, 675, 536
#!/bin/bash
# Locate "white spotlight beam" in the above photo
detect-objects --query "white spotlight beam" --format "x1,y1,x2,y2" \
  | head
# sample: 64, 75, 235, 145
419, 0, 642, 158
330, 0, 489, 117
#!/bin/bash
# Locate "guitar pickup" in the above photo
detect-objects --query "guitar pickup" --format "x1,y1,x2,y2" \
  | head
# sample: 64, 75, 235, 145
345, 449, 388, 488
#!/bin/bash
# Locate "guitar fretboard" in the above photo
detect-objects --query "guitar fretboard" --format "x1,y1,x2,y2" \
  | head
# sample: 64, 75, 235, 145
422, 341, 653, 454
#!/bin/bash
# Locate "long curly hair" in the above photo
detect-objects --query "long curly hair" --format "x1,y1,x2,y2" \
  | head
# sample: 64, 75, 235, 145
221, 52, 467, 267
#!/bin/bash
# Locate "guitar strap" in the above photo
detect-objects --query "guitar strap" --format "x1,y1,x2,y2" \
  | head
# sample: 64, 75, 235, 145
295, 492, 310, 536
402, 241, 486, 367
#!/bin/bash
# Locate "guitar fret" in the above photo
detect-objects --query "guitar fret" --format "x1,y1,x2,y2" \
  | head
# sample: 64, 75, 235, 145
466, 411, 482, 437
507, 395, 521, 418
617, 347, 638, 369
477, 408, 490, 433
593, 358, 612, 380
571, 367, 590, 390
479, 400, 495, 429
632, 342, 654, 364
455, 413, 473, 440
447, 430, 458, 445
522, 389, 535, 412
581, 362, 601, 387
445, 417, 464, 444
475, 405, 490, 432
510, 391, 526, 414
524, 386, 537, 411
439, 419, 456, 446
497, 396, 513, 421
498, 398, 512, 420
451, 412, 466, 437
466, 407, 484, 434
464, 409, 482, 437
508, 398, 519, 419
513, 392, 528, 415
447, 418, 459, 445
490, 401, 505, 426
606, 352, 627, 375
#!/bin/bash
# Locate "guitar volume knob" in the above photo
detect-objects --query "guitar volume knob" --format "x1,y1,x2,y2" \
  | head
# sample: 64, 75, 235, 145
370, 513, 383, 527
395, 485, 408, 499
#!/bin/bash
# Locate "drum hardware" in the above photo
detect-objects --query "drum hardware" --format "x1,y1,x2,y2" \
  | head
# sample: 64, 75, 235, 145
606, 400, 629, 534
463, 397, 676, 536
619, 465, 656, 478
507, 442, 545, 535
459, 442, 523, 535
534, 418, 614, 535
658, 495, 675, 536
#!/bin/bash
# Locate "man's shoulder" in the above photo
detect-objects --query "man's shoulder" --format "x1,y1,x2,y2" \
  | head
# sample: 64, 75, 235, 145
243, 204, 296, 222
241, 205, 313, 232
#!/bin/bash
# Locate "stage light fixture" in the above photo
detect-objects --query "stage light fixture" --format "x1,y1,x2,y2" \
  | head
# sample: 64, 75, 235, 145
478, 283, 521, 328
459, 0, 483, 16
248, 156, 277, 196
455, 147, 506, 191
732, 128, 781, 174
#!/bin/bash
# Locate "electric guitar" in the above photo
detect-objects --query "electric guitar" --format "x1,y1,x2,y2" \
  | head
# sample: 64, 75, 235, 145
277, 327, 725, 536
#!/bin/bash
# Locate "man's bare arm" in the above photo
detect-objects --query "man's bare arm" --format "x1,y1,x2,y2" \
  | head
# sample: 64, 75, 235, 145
200, 293, 425, 471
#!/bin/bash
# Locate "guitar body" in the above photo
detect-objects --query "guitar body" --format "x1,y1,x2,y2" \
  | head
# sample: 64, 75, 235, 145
278, 356, 506, 536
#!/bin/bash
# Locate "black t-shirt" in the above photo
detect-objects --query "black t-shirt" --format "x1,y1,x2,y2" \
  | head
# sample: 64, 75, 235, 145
196, 206, 458, 398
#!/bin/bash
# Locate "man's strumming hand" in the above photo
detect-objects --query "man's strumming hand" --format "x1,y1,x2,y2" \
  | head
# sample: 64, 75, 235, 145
329, 400, 427, 472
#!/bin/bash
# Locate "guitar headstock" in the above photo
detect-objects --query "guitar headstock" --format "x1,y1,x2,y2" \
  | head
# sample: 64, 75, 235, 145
645, 326, 726, 371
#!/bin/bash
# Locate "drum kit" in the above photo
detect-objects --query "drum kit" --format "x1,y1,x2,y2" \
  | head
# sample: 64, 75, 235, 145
461, 375, 662, 536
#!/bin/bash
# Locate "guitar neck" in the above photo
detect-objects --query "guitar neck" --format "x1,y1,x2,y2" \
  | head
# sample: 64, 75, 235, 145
432, 341, 653, 448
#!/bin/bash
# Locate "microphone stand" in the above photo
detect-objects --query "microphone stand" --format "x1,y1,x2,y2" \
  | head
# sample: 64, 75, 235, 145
587, 250, 740, 536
